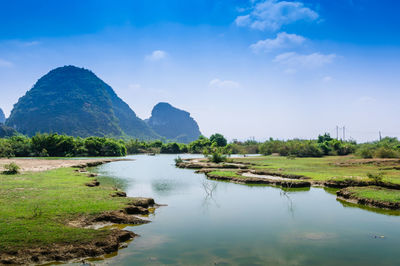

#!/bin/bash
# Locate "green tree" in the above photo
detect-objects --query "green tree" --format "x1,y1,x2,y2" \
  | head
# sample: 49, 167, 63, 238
210, 133, 227, 147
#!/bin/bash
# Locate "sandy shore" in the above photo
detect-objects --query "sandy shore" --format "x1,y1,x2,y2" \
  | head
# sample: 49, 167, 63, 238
0, 158, 132, 172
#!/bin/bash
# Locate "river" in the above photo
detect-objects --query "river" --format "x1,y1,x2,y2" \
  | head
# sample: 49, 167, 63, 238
86, 154, 400, 265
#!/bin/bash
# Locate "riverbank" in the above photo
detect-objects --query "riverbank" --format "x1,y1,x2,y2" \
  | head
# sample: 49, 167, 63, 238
0, 158, 133, 172
337, 186, 400, 210
176, 155, 400, 209
0, 160, 155, 265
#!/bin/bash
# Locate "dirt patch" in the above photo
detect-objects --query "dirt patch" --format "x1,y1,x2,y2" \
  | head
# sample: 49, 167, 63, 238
205, 172, 311, 188
246, 169, 309, 180
0, 158, 133, 173
176, 159, 248, 170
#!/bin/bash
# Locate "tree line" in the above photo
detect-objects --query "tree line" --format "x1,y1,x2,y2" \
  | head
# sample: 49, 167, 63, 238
0, 132, 399, 159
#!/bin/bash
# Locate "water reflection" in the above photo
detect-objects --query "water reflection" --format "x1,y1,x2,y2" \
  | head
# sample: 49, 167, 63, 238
201, 180, 220, 210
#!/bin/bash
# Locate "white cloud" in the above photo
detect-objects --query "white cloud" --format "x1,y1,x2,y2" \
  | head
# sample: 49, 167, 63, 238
0, 59, 13, 67
209, 78, 240, 89
145, 50, 168, 61
273, 52, 336, 68
235, 0, 319, 31
250, 32, 306, 53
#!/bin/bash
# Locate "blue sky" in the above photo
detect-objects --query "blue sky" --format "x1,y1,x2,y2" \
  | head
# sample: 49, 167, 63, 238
0, 0, 399, 141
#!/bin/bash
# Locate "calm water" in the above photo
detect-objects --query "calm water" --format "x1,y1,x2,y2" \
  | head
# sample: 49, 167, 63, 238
88, 154, 400, 265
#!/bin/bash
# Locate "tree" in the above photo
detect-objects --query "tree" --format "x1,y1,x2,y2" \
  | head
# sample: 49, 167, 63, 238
210, 133, 227, 147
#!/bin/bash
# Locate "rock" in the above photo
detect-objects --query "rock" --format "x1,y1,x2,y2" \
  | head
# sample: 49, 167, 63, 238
91, 211, 149, 225
124, 206, 149, 215
129, 197, 155, 208
111, 191, 127, 197
87, 173, 98, 177
119, 243, 128, 249
85, 180, 100, 187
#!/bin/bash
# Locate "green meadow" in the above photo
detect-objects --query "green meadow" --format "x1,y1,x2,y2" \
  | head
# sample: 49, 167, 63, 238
0, 167, 131, 252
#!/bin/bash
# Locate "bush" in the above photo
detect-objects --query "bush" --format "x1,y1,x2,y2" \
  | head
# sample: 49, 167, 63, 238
356, 146, 374, 159
174, 156, 183, 165
374, 147, 400, 158
209, 152, 227, 164
367, 172, 383, 184
3, 162, 20, 174
0, 139, 14, 158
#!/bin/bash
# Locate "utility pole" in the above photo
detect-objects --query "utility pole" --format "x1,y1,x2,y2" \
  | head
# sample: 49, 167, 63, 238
379, 131, 382, 141
343, 126, 345, 141
336, 126, 339, 140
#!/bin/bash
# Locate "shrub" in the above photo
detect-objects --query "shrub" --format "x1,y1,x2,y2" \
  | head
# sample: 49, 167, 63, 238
3, 162, 20, 174
367, 172, 383, 184
209, 152, 227, 164
374, 147, 400, 158
174, 156, 183, 165
356, 146, 374, 159
0, 139, 14, 158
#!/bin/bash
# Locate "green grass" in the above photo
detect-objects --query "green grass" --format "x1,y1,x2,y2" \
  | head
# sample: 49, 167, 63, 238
208, 170, 242, 178
345, 187, 400, 203
232, 155, 400, 184
0, 167, 131, 252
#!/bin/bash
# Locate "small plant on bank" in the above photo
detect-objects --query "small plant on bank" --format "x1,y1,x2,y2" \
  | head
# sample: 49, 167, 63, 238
2, 162, 20, 175
174, 156, 183, 165
367, 172, 383, 184
210, 152, 227, 164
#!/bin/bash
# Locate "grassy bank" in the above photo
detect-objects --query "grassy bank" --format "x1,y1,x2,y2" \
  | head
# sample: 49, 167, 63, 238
0, 167, 132, 252
178, 155, 400, 209
337, 186, 400, 210
232, 155, 400, 184
339, 187, 400, 203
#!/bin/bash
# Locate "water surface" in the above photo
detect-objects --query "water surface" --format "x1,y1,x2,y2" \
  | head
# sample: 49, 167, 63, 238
90, 154, 400, 265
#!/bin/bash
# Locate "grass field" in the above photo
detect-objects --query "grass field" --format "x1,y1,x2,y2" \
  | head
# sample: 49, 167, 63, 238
0, 167, 131, 252
207, 170, 243, 178
231, 155, 400, 184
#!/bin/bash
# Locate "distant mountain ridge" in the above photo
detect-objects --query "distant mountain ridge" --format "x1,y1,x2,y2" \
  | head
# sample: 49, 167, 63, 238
5, 66, 201, 142
147, 102, 201, 143
0, 108, 5, 124
6, 66, 157, 139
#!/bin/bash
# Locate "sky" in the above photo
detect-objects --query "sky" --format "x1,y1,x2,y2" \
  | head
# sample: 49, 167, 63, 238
0, 0, 400, 142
